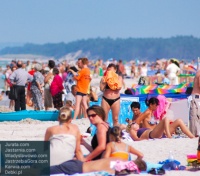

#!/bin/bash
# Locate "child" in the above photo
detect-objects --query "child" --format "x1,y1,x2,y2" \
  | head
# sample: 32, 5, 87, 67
103, 126, 143, 160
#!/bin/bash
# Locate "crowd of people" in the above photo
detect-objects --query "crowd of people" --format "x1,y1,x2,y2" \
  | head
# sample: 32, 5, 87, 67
0, 57, 199, 175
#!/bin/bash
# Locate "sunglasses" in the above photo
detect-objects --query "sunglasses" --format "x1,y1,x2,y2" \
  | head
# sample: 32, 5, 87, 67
88, 113, 97, 118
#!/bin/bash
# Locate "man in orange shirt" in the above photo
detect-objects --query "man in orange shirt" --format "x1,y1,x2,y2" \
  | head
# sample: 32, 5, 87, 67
70, 58, 91, 119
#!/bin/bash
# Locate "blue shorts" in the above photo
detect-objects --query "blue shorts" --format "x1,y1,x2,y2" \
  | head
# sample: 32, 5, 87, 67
50, 160, 83, 175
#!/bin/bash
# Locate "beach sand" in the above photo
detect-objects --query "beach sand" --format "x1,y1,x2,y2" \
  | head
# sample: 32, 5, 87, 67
0, 77, 200, 175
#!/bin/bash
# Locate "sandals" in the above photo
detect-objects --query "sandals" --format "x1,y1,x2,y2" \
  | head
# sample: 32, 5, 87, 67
148, 168, 165, 175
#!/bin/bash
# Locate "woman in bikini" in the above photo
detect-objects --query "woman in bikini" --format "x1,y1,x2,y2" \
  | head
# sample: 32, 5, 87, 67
135, 97, 159, 130
103, 126, 143, 160
100, 63, 122, 126
81, 105, 111, 161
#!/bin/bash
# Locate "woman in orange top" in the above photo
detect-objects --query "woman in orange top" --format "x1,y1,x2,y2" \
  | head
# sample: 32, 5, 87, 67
70, 58, 91, 119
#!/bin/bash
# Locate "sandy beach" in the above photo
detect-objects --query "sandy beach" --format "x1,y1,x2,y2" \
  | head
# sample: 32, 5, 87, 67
0, 78, 200, 175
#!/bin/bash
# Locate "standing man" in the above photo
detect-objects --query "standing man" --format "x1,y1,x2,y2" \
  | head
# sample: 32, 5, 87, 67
189, 69, 200, 136
9, 60, 33, 111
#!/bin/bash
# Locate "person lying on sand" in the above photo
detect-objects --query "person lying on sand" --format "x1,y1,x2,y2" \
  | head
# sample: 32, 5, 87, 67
50, 157, 147, 175
129, 117, 195, 140
103, 126, 143, 160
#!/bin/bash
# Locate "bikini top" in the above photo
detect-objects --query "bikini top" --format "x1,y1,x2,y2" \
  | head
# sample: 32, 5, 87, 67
91, 123, 111, 160
110, 142, 129, 160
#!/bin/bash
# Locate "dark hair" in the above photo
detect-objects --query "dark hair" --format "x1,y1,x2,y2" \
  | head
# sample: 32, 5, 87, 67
17, 61, 22, 68
109, 126, 122, 142
134, 158, 147, 171
107, 63, 117, 70
69, 66, 78, 72
71, 85, 76, 91
86, 105, 106, 121
145, 97, 159, 107
130, 102, 140, 109
48, 60, 55, 69
53, 67, 59, 75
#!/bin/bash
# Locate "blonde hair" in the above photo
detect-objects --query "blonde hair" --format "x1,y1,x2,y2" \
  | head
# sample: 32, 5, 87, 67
59, 107, 72, 122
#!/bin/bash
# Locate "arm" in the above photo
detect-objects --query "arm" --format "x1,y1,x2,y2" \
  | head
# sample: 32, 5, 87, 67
102, 143, 112, 158
135, 111, 150, 125
81, 138, 93, 152
9, 71, 16, 85
75, 127, 84, 161
84, 124, 107, 161
100, 78, 106, 91
73, 70, 81, 81
44, 72, 52, 83
44, 128, 51, 141
129, 145, 144, 159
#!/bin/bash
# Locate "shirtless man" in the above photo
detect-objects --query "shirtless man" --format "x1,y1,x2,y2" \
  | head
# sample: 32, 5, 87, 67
189, 69, 200, 136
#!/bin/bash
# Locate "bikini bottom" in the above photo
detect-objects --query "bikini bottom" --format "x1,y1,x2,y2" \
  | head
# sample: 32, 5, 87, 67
102, 96, 120, 107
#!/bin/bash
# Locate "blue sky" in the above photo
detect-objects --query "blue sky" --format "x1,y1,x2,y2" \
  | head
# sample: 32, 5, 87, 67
0, 0, 200, 44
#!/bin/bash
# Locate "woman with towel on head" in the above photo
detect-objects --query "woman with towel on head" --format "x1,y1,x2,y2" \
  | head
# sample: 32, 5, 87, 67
100, 63, 122, 126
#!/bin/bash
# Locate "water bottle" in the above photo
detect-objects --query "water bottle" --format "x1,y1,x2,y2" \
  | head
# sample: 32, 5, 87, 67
168, 151, 174, 161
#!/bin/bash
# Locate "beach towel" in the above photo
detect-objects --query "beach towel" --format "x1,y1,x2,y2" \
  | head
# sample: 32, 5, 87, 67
153, 95, 171, 120
102, 70, 122, 90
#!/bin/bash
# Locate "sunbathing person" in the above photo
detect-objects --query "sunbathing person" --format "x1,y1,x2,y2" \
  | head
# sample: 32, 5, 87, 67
81, 105, 111, 161
50, 157, 147, 175
129, 117, 195, 140
135, 97, 159, 130
103, 126, 143, 160
44, 107, 83, 166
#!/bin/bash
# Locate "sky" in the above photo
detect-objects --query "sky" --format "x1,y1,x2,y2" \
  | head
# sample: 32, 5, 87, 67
0, 0, 200, 44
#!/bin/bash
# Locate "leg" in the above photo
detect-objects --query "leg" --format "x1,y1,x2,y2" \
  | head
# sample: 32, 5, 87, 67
101, 97, 111, 122
14, 86, 20, 111
20, 86, 26, 110
82, 95, 89, 118
169, 119, 195, 138
73, 95, 83, 119
150, 118, 171, 138
111, 99, 120, 126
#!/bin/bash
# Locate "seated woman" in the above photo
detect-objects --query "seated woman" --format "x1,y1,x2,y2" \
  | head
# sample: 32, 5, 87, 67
44, 107, 83, 166
50, 157, 147, 175
103, 126, 143, 160
129, 117, 195, 140
81, 105, 111, 161
135, 97, 159, 130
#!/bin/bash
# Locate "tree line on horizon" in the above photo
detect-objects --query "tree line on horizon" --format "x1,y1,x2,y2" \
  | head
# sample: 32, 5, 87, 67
0, 36, 199, 61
